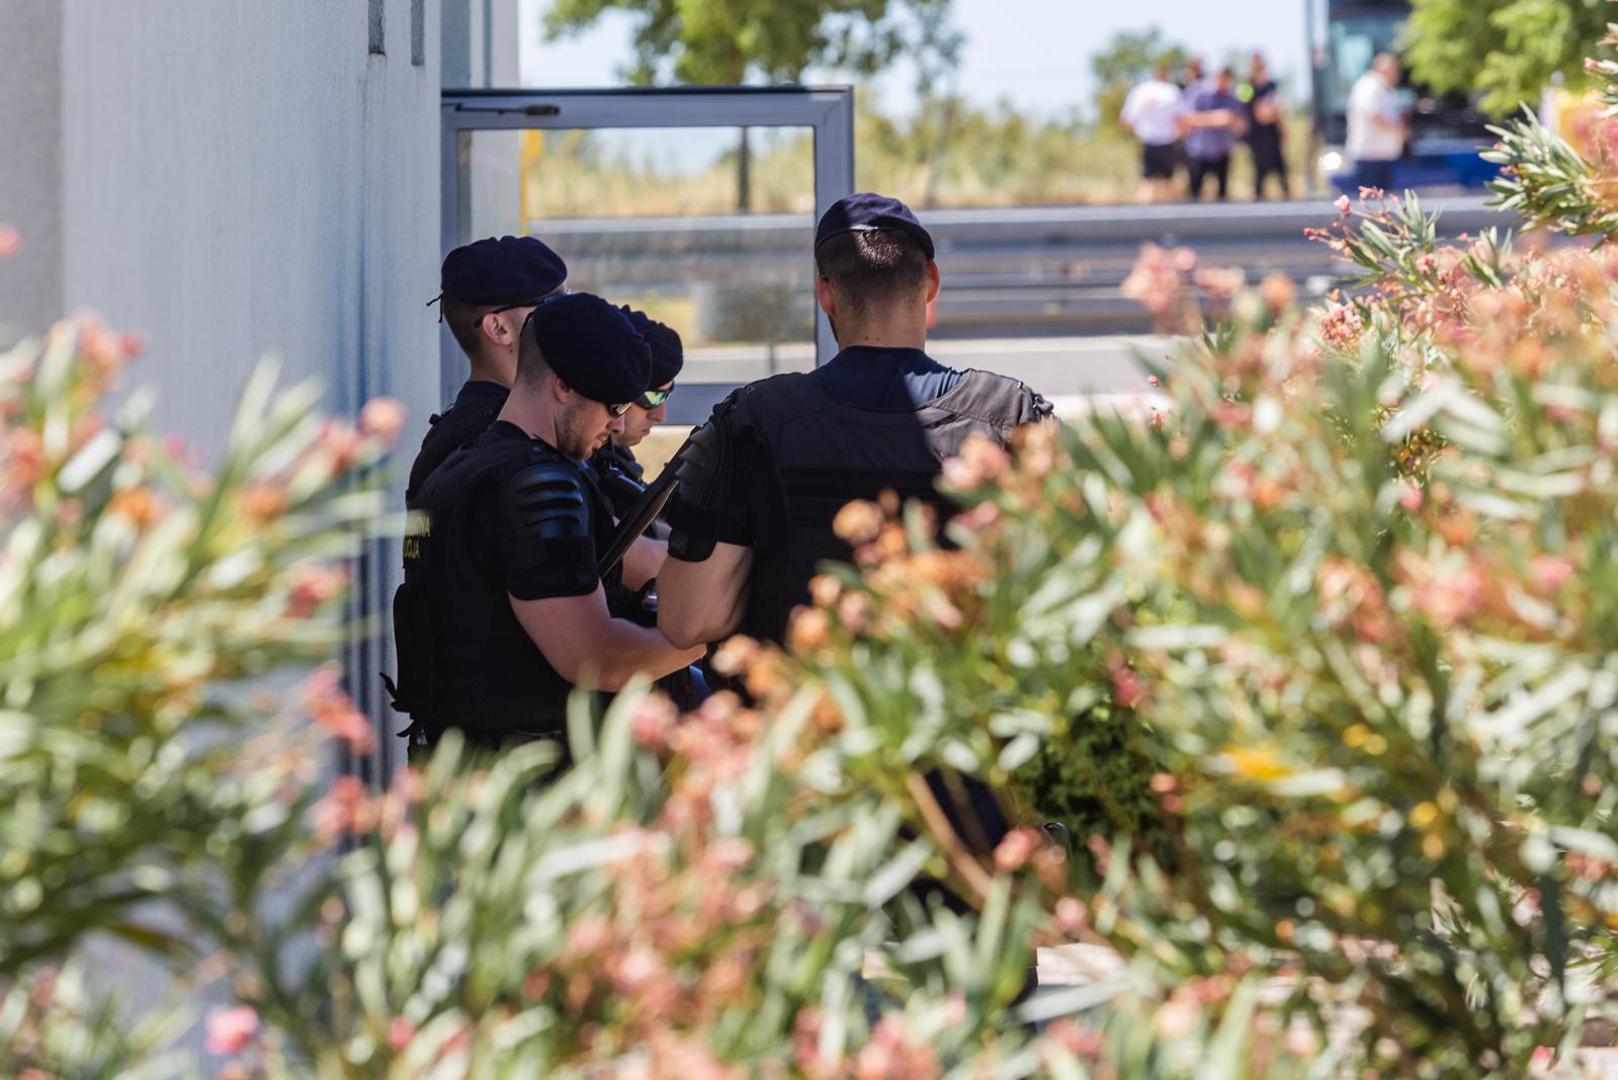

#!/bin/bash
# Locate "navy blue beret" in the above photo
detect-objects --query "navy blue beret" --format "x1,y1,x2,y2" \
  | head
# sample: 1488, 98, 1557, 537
527, 293, 651, 405
437, 235, 567, 306
620, 308, 683, 387
814, 193, 935, 261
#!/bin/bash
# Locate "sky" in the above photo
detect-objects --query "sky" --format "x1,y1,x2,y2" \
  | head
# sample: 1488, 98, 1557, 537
520, 0, 1312, 118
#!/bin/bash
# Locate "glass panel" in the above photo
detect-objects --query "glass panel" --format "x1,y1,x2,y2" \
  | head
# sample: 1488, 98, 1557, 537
463, 126, 819, 402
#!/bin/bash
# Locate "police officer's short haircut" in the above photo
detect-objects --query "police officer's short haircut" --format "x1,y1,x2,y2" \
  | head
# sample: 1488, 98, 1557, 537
443, 296, 494, 358
815, 229, 930, 319
515, 317, 554, 388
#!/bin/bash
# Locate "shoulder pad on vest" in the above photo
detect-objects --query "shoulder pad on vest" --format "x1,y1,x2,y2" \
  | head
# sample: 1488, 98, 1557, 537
503, 460, 590, 542
953, 371, 1054, 427
672, 399, 739, 511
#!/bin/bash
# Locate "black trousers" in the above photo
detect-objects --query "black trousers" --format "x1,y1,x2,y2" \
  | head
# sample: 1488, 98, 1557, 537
1250, 131, 1289, 199
1354, 158, 1396, 193
1188, 156, 1230, 200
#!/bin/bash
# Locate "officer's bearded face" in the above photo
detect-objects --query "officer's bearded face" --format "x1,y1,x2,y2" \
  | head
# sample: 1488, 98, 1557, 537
557, 397, 622, 459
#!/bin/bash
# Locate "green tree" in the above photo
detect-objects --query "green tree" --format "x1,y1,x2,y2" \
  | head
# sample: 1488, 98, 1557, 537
1405, 0, 1612, 115
542, 0, 959, 85
1089, 27, 1189, 130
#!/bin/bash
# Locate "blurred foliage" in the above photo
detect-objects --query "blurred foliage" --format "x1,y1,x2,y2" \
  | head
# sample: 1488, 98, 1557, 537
524, 94, 1315, 218
1406, 0, 1613, 116
1090, 27, 1191, 133
541, 0, 960, 87
21, 29, 1618, 1080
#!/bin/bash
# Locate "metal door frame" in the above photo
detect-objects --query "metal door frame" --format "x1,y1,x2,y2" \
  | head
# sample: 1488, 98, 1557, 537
440, 86, 855, 423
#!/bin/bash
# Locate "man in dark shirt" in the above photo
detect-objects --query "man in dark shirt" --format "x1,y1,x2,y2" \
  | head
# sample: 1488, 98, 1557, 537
397, 293, 702, 756
1242, 52, 1290, 200
589, 308, 683, 531
656, 192, 1050, 652
655, 194, 1050, 874
1183, 67, 1248, 202
405, 235, 567, 506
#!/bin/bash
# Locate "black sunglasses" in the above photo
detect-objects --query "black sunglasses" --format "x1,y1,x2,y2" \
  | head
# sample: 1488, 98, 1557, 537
634, 386, 673, 410
605, 400, 634, 417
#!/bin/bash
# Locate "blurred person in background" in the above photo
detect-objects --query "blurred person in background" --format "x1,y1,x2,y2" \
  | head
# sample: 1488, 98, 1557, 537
1121, 62, 1189, 203
1183, 66, 1247, 201
1346, 52, 1407, 193
1242, 52, 1290, 200
1178, 56, 1205, 91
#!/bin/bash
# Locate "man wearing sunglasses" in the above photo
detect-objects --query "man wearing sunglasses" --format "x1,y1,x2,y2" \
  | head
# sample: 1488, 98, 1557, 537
393, 293, 704, 759
590, 308, 682, 532
407, 235, 568, 508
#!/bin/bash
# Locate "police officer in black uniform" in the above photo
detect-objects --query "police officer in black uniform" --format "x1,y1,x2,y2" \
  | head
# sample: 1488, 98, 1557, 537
655, 194, 1051, 894
589, 308, 682, 531
392, 292, 704, 758
657, 193, 1050, 651
585, 309, 708, 707
406, 235, 567, 506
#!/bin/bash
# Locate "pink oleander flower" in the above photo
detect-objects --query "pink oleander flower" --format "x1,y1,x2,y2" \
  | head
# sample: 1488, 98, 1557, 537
359, 397, 406, 443
387, 1016, 416, 1051
630, 693, 679, 750
312, 775, 376, 839
993, 827, 1042, 873
205, 1004, 260, 1056
1054, 896, 1088, 934
286, 562, 349, 619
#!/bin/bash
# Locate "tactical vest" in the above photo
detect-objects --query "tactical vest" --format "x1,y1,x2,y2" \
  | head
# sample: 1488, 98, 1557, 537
391, 430, 616, 749
404, 381, 510, 507
727, 368, 1046, 646
590, 442, 647, 521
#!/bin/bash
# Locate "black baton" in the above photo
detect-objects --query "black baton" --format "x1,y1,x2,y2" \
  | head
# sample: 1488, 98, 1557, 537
597, 456, 681, 577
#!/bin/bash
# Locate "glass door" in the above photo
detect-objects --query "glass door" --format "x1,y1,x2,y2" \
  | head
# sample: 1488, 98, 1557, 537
440, 87, 855, 426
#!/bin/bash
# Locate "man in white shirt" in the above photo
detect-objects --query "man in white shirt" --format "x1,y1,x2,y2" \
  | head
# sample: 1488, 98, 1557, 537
1121, 63, 1189, 203
1345, 52, 1407, 193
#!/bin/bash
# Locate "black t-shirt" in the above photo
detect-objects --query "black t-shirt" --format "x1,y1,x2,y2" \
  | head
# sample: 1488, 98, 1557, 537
1247, 79, 1281, 135
806, 346, 963, 409
665, 347, 971, 555
405, 379, 510, 506
408, 421, 616, 740
471, 421, 605, 601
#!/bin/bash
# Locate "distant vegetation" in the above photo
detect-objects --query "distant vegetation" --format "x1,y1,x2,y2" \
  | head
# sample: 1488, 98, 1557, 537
1406, 0, 1613, 116
523, 94, 1314, 217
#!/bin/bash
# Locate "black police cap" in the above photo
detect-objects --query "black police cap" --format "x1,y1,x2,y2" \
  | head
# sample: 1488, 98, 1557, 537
620, 307, 683, 387
813, 193, 935, 261
434, 235, 567, 307
527, 293, 651, 406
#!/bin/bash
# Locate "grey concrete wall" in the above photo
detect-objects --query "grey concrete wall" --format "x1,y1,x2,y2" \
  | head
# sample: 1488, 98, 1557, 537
1, 0, 549, 1061
59, 1, 443, 455
55, 1, 447, 793
0, 0, 64, 335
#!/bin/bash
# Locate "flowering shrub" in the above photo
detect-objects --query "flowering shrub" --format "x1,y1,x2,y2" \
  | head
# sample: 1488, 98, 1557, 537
18, 40, 1618, 1080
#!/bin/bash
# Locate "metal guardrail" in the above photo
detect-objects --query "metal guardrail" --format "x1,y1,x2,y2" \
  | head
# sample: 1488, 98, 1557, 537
537, 196, 1518, 339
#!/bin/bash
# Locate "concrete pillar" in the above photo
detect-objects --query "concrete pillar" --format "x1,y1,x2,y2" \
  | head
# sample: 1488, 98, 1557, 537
442, 0, 520, 87
443, 0, 525, 238
0, 0, 64, 335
